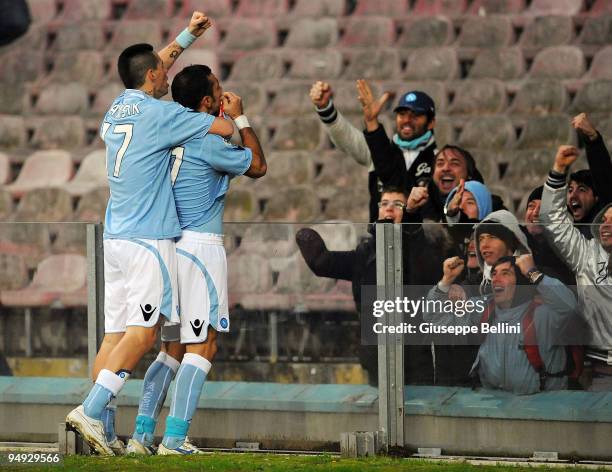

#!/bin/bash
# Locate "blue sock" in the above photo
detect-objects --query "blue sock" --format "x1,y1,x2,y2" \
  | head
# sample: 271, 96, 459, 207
101, 399, 117, 442
132, 352, 179, 447
83, 369, 125, 420
162, 353, 211, 449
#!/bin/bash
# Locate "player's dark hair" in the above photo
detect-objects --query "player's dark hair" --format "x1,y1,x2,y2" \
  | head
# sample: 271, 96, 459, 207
117, 43, 159, 89
171, 64, 214, 111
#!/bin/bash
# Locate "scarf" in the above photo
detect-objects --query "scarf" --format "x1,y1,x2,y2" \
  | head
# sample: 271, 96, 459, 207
392, 130, 432, 151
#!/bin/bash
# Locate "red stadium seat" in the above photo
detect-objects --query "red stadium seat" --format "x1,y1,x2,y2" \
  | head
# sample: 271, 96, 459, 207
510, 80, 569, 115
403, 47, 458, 81
262, 186, 320, 221
58, 286, 88, 307
123, 0, 176, 19
578, 15, 612, 46
457, 16, 514, 48
516, 115, 574, 149
467, 0, 525, 14
588, 46, 612, 79
269, 117, 322, 152
219, 19, 277, 51
469, 48, 525, 80
287, 50, 343, 79
29, 116, 86, 149
6, 151, 73, 199
0, 116, 26, 149
229, 52, 284, 81
352, 0, 408, 16
571, 80, 612, 113
396, 17, 454, 48
74, 187, 109, 223
343, 49, 400, 80
527, 0, 583, 16
458, 116, 515, 150
449, 79, 507, 115
0, 253, 28, 290
34, 82, 88, 115
285, 18, 339, 49
63, 150, 108, 197
49, 51, 105, 84
411, 0, 467, 16
529, 46, 585, 79
289, 0, 346, 17
13, 188, 73, 223
0, 223, 52, 269
520, 16, 574, 50
56, 0, 112, 21
339, 17, 395, 47
235, 0, 288, 16
49, 21, 105, 51
108, 20, 162, 50
0, 254, 87, 307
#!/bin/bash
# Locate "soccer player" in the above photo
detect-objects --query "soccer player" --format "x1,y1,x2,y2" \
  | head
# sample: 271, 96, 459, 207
127, 64, 266, 455
65, 14, 234, 456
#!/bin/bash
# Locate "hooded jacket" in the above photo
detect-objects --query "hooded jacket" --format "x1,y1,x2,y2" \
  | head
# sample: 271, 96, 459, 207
540, 177, 612, 354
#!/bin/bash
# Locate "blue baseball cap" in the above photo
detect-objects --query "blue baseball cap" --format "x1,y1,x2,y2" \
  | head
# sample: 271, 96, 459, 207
393, 91, 435, 116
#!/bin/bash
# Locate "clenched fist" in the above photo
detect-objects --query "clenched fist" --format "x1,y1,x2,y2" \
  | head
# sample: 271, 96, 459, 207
310, 81, 333, 109
572, 113, 598, 141
188, 11, 212, 37
553, 145, 579, 174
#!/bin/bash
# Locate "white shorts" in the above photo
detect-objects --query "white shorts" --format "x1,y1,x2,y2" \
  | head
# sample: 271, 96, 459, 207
176, 231, 229, 343
104, 238, 179, 333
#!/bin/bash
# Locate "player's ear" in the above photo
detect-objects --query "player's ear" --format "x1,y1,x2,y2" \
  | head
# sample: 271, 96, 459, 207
201, 95, 213, 110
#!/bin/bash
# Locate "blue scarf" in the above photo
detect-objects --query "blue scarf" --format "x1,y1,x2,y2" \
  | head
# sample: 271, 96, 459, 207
393, 130, 432, 151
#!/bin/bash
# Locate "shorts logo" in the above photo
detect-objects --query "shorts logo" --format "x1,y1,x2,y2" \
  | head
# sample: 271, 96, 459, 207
220, 318, 228, 329
190, 318, 204, 337
140, 304, 156, 322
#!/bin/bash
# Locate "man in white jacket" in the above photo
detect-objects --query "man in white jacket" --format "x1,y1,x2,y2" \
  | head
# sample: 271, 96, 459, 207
540, 144, 612, 391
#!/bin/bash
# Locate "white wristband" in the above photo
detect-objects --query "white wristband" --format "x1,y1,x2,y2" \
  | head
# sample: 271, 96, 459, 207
234, 115, 250, 130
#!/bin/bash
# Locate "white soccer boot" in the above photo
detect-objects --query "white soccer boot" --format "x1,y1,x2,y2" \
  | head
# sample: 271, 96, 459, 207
157, 437, 204, 455
65, 405, 114, 456
108, 437, 126, 456
126, 438, 155, 455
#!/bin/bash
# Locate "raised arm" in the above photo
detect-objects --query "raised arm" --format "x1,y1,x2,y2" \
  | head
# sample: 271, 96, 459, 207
158, 11, 211, 71
296, 228, 357, 281
222, 91, 266, 178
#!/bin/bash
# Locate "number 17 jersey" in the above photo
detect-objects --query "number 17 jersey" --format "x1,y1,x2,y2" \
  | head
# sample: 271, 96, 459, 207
101, 89, 215, 240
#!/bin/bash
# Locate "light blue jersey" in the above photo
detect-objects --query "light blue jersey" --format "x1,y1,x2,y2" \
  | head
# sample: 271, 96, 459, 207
101, 89, 215, 239
171, 133, 252, 235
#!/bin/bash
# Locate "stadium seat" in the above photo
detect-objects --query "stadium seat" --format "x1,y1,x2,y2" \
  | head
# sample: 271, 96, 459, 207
289, 0, 346, 17
235, 0, 288, 16
588, 46, 612, 79
221, 81, 266, 115
34, 82, 88, 115
470, 150, 500, 183
285, 18, 338, 49
309, 222, 360, 251
179, 0, 232, 18
0, 253, 28, 290
526, 0, 583, 16
287, 50, 343, 79
468, 48, 525, 80
529, 46, 585, 79
458, 16, 514, 48
588, 0, 612, 14
510, 80, 569, 115
0, 189, 13, 220
92, 82, 124, 115
343, 49, 400, 80
268, 84, 320, 116
123, 0, 176, 19
240, 224, 298, 258
458, 116, 515, 150
27, 0, 57, 23
0, 48, 43, 84
13, 188, 73, 222
578, 14, 612, 46
0, 223, 52, 269
56, 0, 112, 21
0, 254, 87, 307
229, 52, 284, 81
51, 223, 86, 255
339, 17, 395, 47
571, 80, 612, 113
62, 150, 107, 197
167, 49, 219, 82
49, 51, 105, 84
0, 153, 10, 184
108, 20, 162, 50
0, 116, 26, 149
29, 116, 86, 149
411, 0, 467, 16
224, 189, 257, 222
0, 83, 26, 114
467, 0, 525, 15
520, 15, 574, 50
74, 187, 109, 222
262, 186, 319, 222
352, 0, 408, 15
448, 79, 507, 115
274, 252, 335, 296
269, 117, 322, 151
220, 18, 277, 51
487, 183, 516, 214
323, 188, 369, 222
254, 152, 315, 190
313, 152, 368, 189
6, 151, 73, 199
327, 81, 379, 115
303, 280, 355, 312
227, 252, 274, 301
57, 286, 88, 308
402, 47, 458, 81
516, 115, 573, 149
501, 149, 554, 193
49, 21, 105, 51
395, 17, 453, 48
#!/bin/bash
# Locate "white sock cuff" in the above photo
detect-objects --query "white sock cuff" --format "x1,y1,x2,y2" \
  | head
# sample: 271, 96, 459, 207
162, 353, 181, 373
182, 353, 212, 374
155, 351, 167, 364
96, 369, 125, 396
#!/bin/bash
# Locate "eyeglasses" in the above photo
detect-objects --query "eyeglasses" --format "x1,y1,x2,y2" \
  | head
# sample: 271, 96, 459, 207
378, 200, 406, 210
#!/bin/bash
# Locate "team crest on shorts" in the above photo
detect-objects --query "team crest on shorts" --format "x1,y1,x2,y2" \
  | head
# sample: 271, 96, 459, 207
190, 318, 204, 336
140, 304, 156, 322
220, 318, 228, 329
